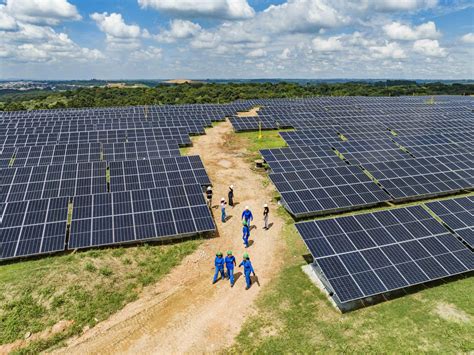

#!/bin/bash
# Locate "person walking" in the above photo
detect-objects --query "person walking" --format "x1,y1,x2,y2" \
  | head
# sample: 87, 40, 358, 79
228, 185, 234, 207
239, 253, 256, 290
263, 203, 270, 230
206, 186, 213, 209
212, 252, 225, 284
242, 206, 253, 227
220, 197, 227, 223
225, 251, 236, 287
242, 220, 250, 248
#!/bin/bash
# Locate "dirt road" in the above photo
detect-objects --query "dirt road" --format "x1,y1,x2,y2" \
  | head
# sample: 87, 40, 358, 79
57, 120, 286, 354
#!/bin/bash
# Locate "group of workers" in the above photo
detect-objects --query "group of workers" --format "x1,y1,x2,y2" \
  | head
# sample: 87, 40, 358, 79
213, 251, 255, 289
207, 185, 270, 290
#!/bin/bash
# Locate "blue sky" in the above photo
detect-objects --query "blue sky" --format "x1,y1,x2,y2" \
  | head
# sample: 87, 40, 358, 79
1, 0, 473, 80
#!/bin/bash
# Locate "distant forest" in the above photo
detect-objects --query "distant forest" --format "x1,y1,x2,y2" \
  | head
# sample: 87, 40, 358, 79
1, 81, 473, 111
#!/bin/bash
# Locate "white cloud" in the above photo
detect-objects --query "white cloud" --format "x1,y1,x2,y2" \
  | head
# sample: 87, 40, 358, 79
0, 5, 19, 31
370, 42, 407, 59
5, 0, 81, 25
312, 36, 343, 51
130, 46, 162, 61
155, 19, 201, 43
373, 0, 438, 11
383, 21, 440, 41
2, 23, 104, 63
413, 39, 447, 57
460, 33, 474, 44
258, 0, 350, 33
247, 48, 267, 57
138, 0, 255, 20
278, 48, 292, 59
90, 12, 143, 39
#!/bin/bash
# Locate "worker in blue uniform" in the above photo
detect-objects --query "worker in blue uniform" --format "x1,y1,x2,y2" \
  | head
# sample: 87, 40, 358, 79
239, 253, 256, 290
225, 251, 236, 287
241, 206, 253, 227
212, 252, 225, 284
242, 220, 250, 248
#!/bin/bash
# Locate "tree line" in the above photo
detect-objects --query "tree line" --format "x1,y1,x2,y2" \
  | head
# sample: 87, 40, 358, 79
1, 81, 473, 111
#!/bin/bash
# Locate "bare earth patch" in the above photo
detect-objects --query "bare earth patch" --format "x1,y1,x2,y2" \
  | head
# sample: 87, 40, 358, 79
55, 120, 287, 353
0, 320, 74, 354
434, 302, 471, 323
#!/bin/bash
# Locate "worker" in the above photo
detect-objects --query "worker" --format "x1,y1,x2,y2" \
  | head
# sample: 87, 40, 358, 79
242, 219, 250, 248
241, 206, 253, 227
225, 250, 236, 287
239, 252, 256, 290
263, 203, 270, 230
212, 252, 225, 284
220, 197, 227, 223
206, 186, 213, 209
228, 185, 234, 207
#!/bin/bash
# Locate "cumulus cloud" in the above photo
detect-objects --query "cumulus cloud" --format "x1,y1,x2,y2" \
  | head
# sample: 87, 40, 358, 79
370, 42, 407, 59
0, 5, 19, 31
383, 21, 440, 41
460, 33, 474, 44
278, 48, 292, 60
2, 23, 104, 63
138, 0, 255, 20
4, 0, 81, 25
155, 19, 201, 43
130, 46, 162, 61
312, 36, 344, 51
90, 12, 143, 39
247, 48, 267, 57
413, 39, 447, 57
258, 0, 350, 34
372, 0, 438, 11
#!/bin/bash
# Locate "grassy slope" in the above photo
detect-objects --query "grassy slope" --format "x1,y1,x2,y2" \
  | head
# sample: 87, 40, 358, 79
230, 130, 474, 353
0, 240, 201, 352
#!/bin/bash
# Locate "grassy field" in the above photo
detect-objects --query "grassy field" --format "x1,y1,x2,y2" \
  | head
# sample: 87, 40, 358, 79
0, 240, 201, 353
229, 130, 474, 353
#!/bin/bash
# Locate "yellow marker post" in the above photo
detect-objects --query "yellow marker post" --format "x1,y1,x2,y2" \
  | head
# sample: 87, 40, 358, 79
258, 120, 262, 140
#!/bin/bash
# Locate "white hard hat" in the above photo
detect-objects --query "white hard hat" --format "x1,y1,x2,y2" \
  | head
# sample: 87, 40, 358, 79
221, 197, 225, 201
230, 185, 233, 189
245, 206, 249, 210
207, 186, 212, 190
264, 204, 268, 207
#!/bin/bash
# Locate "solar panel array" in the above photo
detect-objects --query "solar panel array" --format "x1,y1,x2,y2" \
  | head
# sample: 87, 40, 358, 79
241, 96, 473, 218
1, 102, 252, 260
296, 205, 474, 304
232, 95, 473, 307
426, 196, 474, 248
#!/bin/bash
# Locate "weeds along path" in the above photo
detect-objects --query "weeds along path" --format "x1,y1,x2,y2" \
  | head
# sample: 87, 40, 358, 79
58, 120, 286, 354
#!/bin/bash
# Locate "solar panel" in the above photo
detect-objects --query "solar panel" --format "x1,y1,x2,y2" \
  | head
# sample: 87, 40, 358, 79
296, 205, 474, 304
269, 166, 390, 217
69, 185, 215, 249
363, 155, 474, 200
260, 145, 347, 173
333, 139, 412, 165
1, 197, 69, 260
426, 196, 474, 248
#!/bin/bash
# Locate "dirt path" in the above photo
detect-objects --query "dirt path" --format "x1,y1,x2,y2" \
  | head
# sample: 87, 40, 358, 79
56, 120, 286, 354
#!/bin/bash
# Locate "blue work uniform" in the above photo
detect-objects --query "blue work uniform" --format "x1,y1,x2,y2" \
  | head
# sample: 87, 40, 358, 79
242, 210, 253, 225
221, 202, 226, 222
239, 259, 255, 288
225, 255, 236, 285
213, 256, 225, 283
242, 224, 250, 247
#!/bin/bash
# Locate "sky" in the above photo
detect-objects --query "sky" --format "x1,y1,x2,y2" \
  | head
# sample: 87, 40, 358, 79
0, 0, 473, 80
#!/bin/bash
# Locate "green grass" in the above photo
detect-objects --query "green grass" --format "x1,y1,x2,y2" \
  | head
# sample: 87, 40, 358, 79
0, 240, 201, 352
234, 129, 289, 161
229, 130, 474, 353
